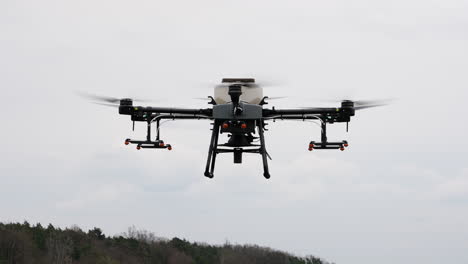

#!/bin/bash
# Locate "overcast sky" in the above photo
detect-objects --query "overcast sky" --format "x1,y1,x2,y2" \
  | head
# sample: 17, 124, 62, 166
1, 0, 468, 263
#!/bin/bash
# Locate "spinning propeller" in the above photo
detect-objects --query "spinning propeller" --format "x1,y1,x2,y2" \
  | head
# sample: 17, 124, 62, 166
339, 99, 393, 110
76, 92, 152, 107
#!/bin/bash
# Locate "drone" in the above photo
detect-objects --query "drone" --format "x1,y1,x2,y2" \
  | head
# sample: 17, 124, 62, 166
82, 78, 388, 179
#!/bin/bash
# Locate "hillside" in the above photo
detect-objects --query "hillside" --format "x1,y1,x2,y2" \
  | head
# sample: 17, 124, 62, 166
0, 222, 332, 264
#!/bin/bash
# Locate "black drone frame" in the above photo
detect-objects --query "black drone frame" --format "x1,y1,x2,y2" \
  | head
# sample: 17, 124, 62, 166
115, 79, 362, 179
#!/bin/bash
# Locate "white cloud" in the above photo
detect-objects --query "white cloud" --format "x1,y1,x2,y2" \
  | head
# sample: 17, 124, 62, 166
434, 168, 468, 199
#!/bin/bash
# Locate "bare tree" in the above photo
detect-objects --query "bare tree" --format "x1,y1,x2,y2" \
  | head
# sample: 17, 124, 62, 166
122, 225, 165, 243
46, 233, 73, 264
167, 249, 194, 264
0, 230, 25, 263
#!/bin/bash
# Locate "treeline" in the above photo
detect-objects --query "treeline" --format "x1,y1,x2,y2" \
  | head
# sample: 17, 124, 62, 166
0, 222, 332, 264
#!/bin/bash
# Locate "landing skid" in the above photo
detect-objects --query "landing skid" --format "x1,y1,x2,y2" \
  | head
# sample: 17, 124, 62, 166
204, 121, 271, 179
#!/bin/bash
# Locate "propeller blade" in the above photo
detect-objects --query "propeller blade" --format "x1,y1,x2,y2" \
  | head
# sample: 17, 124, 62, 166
299, 98, 393, 111
353, 99, 394, 107
92, 102, 120, 108
213, 80, 281, 89
76, 91, 155, 103
267, 96, 288, 100
214, 83, 261, 89
77, 91, 121, 103
319, 98, 394, 106
354, 104, 388, 110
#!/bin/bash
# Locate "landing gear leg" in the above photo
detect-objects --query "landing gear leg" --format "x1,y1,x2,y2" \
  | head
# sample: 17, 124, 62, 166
155, 119, 160, 141
258, 121, 270, 179
321, 119, 327, 148
209, 125, 220, 176
204, 122, 220, 178
146, 119, 151, 141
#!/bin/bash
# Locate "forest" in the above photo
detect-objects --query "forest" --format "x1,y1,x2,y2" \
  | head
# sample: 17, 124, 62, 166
0, 222, 332, 264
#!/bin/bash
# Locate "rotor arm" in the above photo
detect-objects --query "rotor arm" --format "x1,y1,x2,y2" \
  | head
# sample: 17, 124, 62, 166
119, 104, 213, 118
263, 107, 339, 116
136, 106, 212, 116
155, 114, 212, 121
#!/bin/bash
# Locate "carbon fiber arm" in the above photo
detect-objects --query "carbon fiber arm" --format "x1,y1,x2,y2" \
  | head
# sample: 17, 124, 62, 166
119, 105, 213, 121
262, 107, 353, 123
